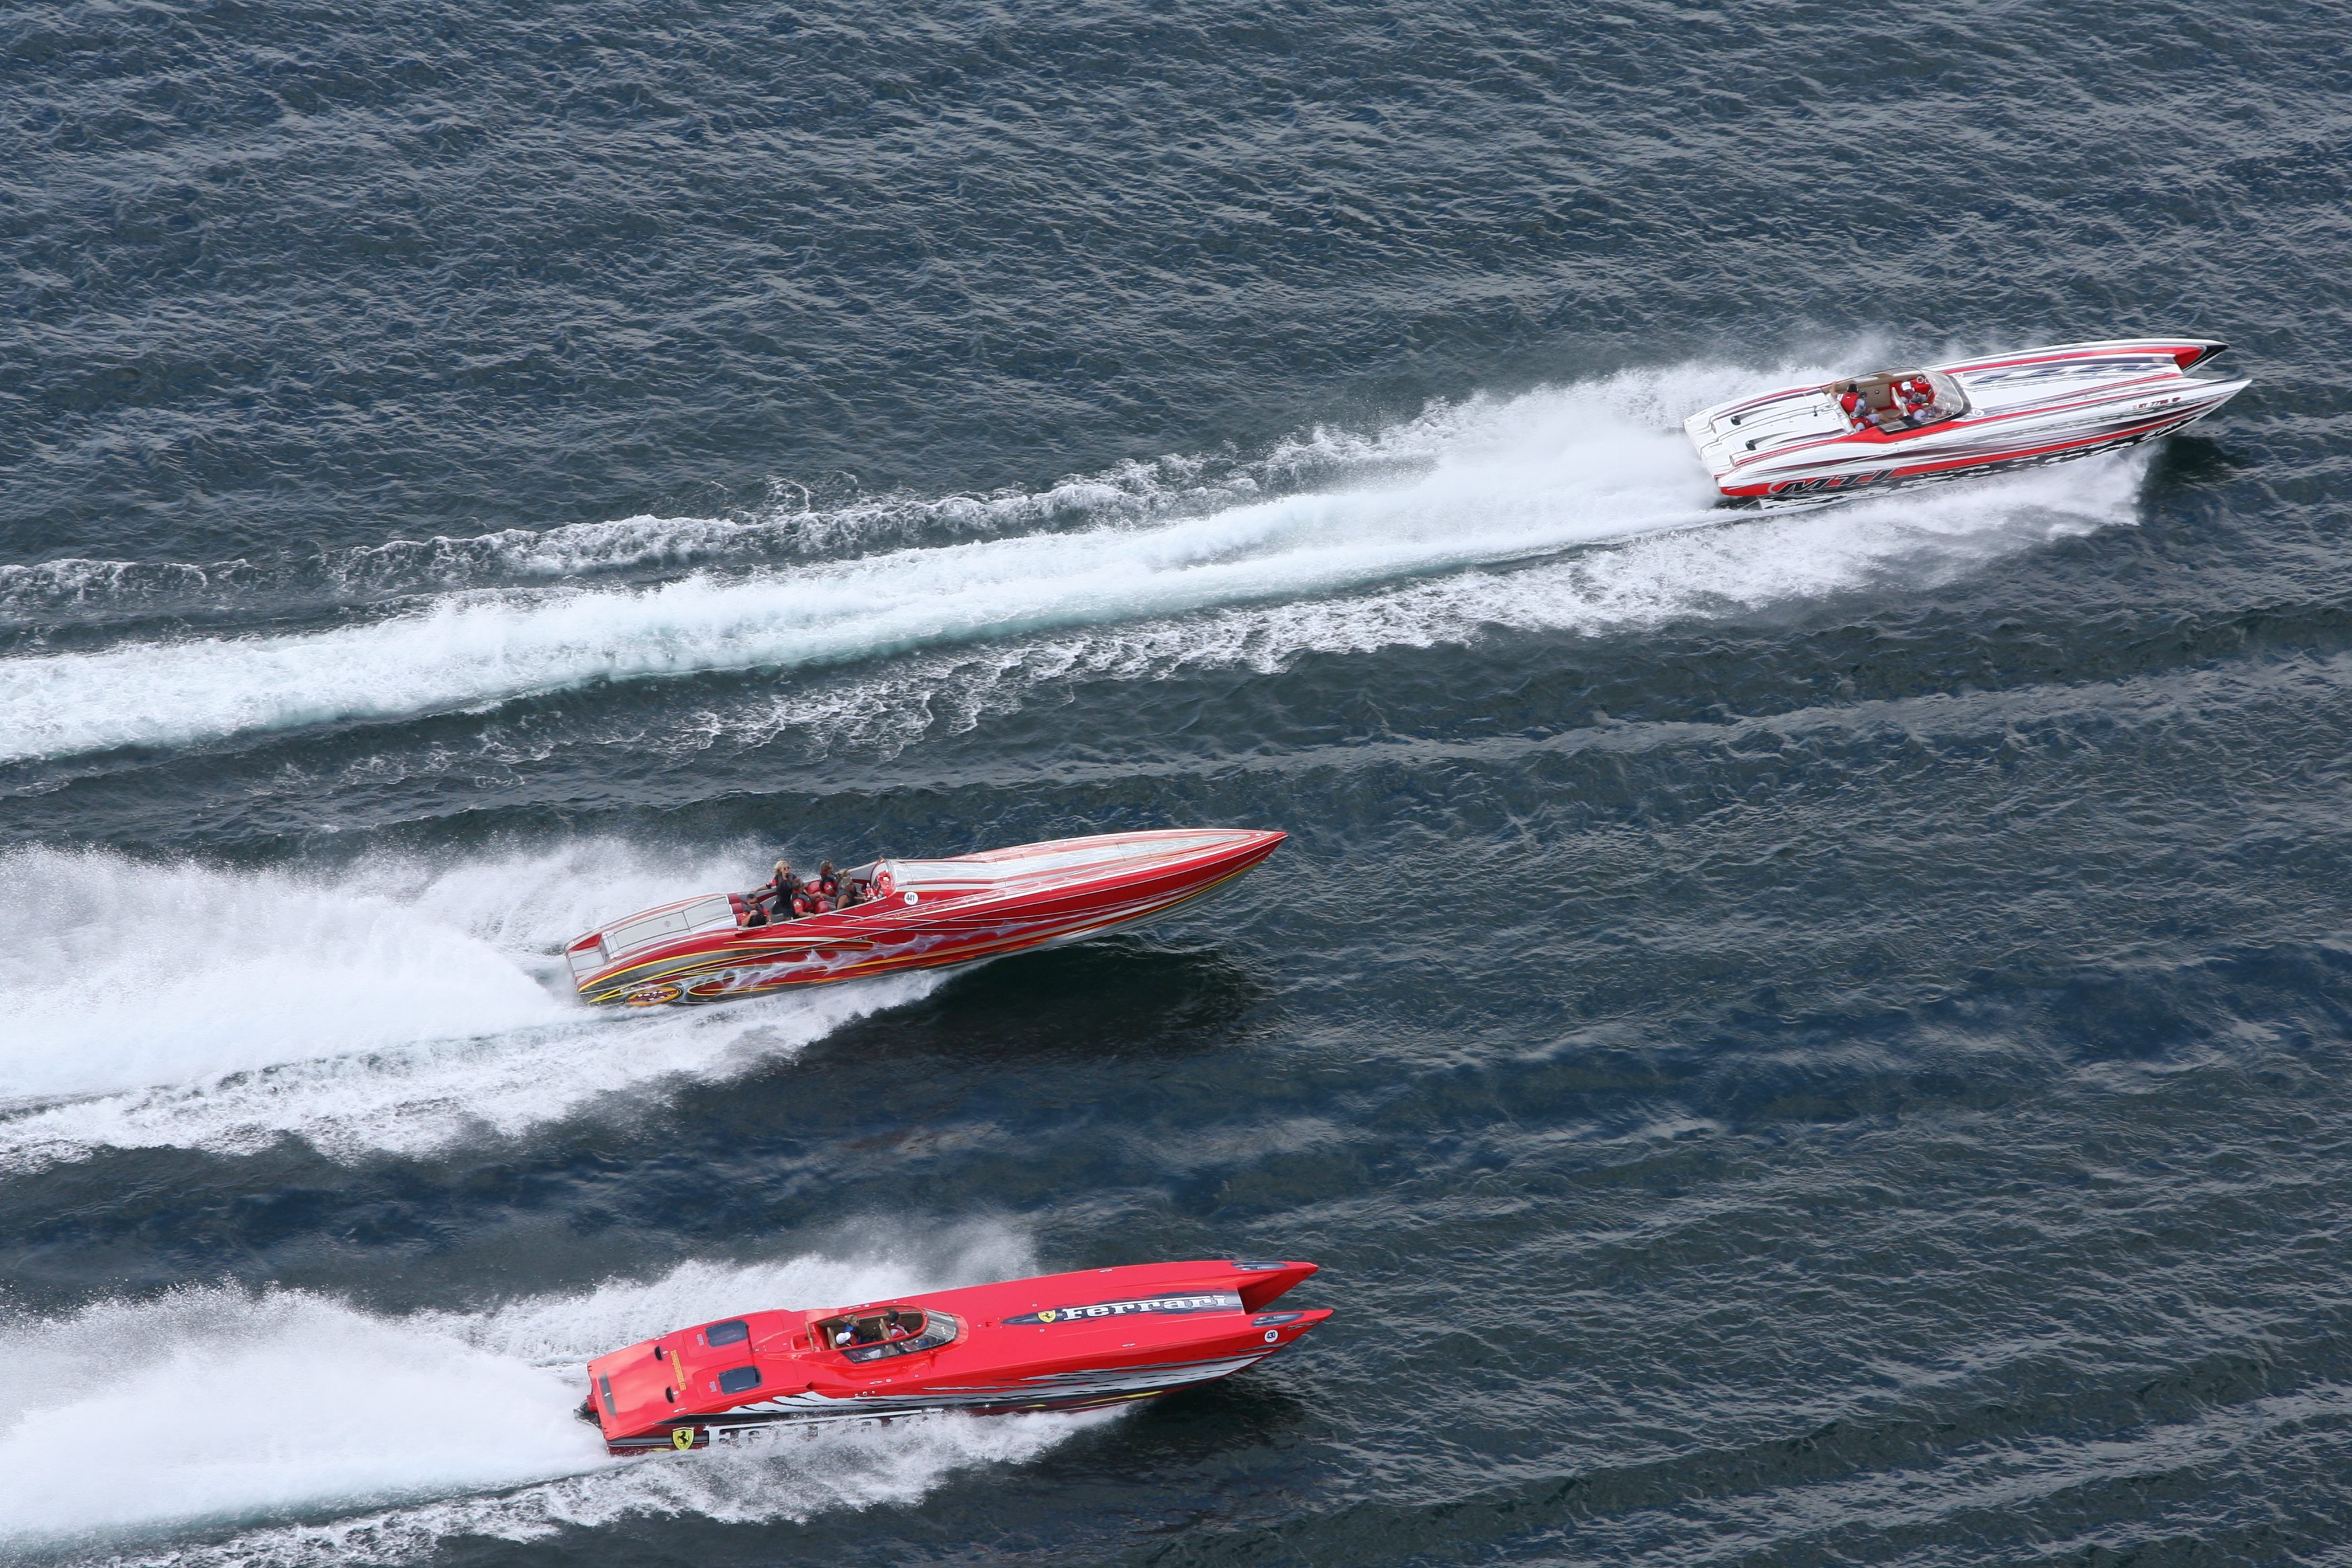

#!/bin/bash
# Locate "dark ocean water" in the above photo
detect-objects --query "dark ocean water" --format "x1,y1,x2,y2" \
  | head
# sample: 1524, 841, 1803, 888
3, 0, 2349, 1562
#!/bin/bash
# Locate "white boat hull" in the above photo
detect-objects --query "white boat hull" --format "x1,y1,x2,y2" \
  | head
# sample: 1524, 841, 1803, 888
1684, 338, 2249, 506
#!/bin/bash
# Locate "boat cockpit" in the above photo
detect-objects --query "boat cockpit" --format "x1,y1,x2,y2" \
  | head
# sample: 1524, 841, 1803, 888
1824, 369, 1969, 435
812, 1307, 961, 1363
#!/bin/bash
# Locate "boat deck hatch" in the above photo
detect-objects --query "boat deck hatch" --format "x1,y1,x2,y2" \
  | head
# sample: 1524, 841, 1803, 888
599, 895, 738, 959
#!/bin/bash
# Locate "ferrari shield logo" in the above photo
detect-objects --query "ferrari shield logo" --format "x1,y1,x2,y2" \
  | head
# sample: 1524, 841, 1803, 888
1036, 1309, 1058, 1323
671, 1426, 695, 1451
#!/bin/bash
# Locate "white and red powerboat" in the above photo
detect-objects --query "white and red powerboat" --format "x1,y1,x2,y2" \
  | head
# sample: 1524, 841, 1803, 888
565, 828, 1285, 1006
583, 1258, 1330, 1454
1685, 338, 2249, 506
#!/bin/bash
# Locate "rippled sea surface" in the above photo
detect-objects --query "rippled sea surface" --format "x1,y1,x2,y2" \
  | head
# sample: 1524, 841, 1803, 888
4, 1, 2349, 1562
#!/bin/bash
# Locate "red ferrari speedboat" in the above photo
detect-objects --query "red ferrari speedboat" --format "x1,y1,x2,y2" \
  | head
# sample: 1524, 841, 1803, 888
566, 828, 1285, 1006
583, 1258, 1330, 1454
1685, 338, 2249, 506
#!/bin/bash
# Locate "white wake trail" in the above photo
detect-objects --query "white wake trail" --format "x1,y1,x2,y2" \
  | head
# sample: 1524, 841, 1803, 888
0, 843, 941, 1171
2, 360, 2157, 767
0, 369, 1724, 763
690, 441, 2152, 762
0, 1236, 1087, 1565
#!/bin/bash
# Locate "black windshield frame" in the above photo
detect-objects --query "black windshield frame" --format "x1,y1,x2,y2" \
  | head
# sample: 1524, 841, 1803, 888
812, 1308, 961, 1363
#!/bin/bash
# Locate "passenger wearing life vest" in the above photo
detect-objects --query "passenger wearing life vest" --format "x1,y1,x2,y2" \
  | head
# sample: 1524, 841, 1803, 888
807, 862, 843, 914
745, 860, 803, 925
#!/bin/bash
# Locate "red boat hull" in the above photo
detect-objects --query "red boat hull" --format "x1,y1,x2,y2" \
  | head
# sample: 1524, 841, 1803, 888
585, 1259, 1330, 1454
565, 828, 1285, 1007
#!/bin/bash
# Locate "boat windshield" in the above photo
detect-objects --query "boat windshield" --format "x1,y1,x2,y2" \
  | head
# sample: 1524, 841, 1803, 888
1824, 369, 1969, 434
812, 1308, 961, 1363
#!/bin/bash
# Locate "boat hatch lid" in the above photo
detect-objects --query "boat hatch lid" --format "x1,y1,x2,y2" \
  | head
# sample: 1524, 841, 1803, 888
601, 895, 736, 957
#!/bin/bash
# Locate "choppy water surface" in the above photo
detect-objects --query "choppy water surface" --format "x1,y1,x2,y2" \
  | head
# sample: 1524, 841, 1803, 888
4, 1, 2349, 1563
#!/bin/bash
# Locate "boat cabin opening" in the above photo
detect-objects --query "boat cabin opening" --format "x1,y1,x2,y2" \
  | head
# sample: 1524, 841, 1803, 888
1824, 369, 1968, 434
812, 1307, 962, 1363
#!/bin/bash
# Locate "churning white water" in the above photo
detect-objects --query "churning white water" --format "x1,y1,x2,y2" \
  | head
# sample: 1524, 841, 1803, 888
0, 840, 942, 1170
0, 361, 2145, 765
0, 1234, 1094, 1565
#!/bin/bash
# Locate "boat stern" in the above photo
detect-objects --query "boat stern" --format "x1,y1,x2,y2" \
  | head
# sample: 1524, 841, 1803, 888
565, 893, 746, 1003
587, 1335, 683, 1449
1683, 385, 1850, 499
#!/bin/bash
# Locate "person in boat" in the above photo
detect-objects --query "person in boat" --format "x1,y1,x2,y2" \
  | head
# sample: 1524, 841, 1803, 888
746, 859, 803, 925
1867, 382, 1910, 433
789, 873, 824, 917
807, 861, 842, 913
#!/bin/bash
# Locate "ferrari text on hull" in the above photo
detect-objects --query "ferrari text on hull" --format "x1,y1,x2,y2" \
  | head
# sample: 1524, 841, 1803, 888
583, 1259, 1331, 1454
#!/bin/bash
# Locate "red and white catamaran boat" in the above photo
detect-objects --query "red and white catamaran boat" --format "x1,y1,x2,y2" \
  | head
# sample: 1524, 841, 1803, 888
565, 828, 1285, 1007
1685, 338, 2249, 506
583, 1258, 1330, 1454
